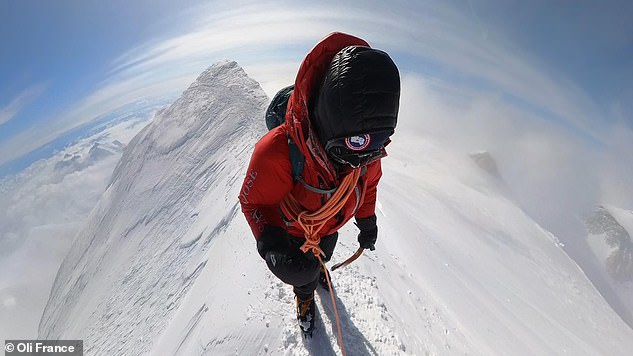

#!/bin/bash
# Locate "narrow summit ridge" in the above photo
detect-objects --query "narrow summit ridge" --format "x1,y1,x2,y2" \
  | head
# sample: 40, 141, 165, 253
38, 61, 268, 356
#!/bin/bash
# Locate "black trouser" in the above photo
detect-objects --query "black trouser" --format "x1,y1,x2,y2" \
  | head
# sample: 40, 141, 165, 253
265, 232, 338, 300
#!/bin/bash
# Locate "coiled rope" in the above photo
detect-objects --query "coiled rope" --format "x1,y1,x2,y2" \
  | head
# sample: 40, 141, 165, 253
280, 168, 361, 356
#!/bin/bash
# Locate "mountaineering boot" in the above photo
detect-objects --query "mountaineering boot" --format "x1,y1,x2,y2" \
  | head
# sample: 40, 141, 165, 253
295, 292, 316, 336
318, 265, 330, 290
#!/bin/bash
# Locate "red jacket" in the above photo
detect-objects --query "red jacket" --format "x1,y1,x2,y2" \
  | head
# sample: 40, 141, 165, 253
239, 33, 382, 241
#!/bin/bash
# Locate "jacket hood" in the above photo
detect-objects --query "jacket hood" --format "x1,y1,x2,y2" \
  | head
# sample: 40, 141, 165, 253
285, 32, 370, 185
312, 45, 400, 146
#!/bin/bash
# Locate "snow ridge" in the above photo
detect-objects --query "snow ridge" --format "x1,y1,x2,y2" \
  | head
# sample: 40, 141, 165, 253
38, 60, 267, 355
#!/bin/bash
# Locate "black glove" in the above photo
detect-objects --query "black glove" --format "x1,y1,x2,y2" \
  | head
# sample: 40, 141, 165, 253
355, 215, 378, 251
257, 226, 318, 281
256, 225, 296, 260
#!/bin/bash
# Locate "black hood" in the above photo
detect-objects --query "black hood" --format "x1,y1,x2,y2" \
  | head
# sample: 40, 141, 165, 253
312, 45, 400, 146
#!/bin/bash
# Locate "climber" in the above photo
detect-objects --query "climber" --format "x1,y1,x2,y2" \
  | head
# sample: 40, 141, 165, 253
239, 32, 400, 335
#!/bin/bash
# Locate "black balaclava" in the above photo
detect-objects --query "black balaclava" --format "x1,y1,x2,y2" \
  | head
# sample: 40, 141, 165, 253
311, 45, 400, 151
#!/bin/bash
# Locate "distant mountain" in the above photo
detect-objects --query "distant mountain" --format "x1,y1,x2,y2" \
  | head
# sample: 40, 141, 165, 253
586, 205, 633, 283
54, 141, 121, 173
585, 205, 633, 329
469, 150, 501, 179
39, 61, 633, 356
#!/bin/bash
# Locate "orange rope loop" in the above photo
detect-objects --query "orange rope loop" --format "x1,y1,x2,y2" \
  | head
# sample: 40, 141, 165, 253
280, 168, 361, 256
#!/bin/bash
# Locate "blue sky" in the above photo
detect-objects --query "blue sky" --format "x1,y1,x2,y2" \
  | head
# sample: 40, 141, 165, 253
472, 1, 632, 113
1, 0, 632, 176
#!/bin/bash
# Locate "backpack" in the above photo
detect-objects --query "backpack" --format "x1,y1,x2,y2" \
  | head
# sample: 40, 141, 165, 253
265, 85, 305, 181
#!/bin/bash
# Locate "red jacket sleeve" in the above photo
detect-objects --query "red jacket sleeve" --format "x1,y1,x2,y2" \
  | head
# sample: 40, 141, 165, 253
239, 129, 294, 239
355, 160, 382, 219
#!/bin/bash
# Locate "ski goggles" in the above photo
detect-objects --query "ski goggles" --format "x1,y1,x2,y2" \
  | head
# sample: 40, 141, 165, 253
324, 129, 393, 168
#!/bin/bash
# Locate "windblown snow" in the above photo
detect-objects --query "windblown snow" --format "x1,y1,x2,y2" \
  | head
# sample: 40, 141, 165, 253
39, 61, 633, 355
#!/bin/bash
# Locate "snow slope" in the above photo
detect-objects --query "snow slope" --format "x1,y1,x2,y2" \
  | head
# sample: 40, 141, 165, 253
39, 61, 633, 355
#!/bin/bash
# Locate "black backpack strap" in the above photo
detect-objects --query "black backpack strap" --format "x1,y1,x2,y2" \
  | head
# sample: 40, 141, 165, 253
298, 177, 337, 195
288, 138, 305, 181
288, 137, 338, 195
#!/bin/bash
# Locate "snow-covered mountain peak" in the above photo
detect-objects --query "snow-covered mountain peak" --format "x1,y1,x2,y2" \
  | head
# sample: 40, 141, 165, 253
38, 61, 268, 354
469, 150, 501, 178
119, 60, 266, 157
195, 60, 243, 84
584, 205, 633, 329
52, 135, 123, 174
586, 205, 633, 282
586, 206, 630, 240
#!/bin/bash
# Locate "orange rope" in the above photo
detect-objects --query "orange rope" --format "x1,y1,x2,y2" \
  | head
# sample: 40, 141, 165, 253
280, 168, 361, 256
280, 168, 361, 356
318, 255, 345, 355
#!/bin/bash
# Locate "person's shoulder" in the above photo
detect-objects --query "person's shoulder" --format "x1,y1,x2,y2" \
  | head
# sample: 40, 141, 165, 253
252, 126, 290, 162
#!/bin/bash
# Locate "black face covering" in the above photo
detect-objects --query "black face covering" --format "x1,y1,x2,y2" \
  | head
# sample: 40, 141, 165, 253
311, 45, 400, 168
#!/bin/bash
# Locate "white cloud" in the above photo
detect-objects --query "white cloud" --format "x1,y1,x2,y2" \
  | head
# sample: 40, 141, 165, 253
103, 0, 607, 144
397, 72, 633, 245
2, 296, 16, 308
0, 118, 150, 339
0, 84, 46, 126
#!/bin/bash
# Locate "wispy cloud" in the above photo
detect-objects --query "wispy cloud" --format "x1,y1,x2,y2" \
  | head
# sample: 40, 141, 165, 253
104, 0, 608, 140
0, 5, 333, 167
0, 84, 46, 126
2, 0, 626, 170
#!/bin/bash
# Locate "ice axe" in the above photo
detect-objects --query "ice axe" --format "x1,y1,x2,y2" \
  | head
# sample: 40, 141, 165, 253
331, 247, 364, 271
